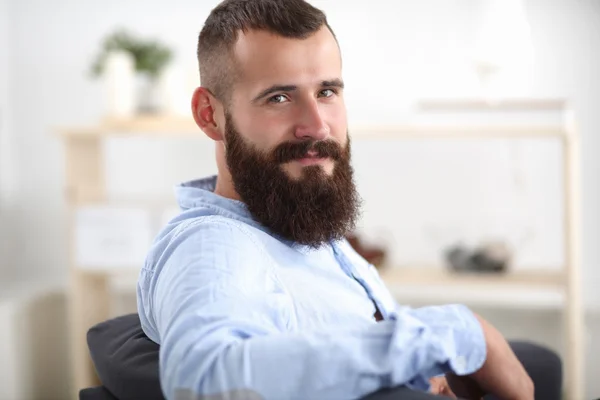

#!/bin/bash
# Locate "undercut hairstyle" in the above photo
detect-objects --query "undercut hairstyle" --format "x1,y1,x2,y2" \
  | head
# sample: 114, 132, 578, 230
197, 0, 337, 104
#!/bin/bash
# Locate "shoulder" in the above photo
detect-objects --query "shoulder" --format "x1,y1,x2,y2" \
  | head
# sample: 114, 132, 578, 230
145, 215, 266, 275
139, 214, 279, 306
138, 215, 276, 340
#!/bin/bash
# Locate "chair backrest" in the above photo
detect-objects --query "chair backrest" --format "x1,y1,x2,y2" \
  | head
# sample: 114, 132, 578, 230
87, 313, 165, 400
79, 386, 119, 400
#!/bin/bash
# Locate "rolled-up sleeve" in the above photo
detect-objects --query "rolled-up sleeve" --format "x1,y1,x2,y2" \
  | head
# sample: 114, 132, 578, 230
137, 219, 487, 400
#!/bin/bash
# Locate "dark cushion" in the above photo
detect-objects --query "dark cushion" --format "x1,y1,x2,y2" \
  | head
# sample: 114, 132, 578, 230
79, 386, 119, 400
87, 314, 563, 400
87, 313, 165, 400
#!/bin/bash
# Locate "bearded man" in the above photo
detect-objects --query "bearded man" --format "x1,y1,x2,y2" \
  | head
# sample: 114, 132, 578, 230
136, 1, 560, 399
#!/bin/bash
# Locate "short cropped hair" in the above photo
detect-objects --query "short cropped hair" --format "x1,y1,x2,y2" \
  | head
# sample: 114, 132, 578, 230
197, 0, 336, 104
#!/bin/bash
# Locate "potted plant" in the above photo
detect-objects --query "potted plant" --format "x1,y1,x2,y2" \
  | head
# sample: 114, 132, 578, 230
90, 29, 173, 114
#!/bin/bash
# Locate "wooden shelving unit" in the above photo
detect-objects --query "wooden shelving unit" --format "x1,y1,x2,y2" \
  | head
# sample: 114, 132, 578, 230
57, 100, 585, 400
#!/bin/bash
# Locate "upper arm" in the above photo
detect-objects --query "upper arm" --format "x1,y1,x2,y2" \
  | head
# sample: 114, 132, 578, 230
139, 218, 293, 344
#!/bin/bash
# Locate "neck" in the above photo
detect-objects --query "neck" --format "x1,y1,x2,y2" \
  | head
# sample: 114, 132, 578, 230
214, 173, 241, 201
213, 142, 242, 201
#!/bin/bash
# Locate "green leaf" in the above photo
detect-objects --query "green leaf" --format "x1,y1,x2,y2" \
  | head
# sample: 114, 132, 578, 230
89, 29, 173, 79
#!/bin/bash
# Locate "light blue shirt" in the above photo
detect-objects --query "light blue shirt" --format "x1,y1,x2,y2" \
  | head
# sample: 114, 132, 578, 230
137, 176, 487, 400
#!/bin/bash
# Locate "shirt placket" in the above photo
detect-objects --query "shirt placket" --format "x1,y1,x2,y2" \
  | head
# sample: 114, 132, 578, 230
331, 242, 391, 321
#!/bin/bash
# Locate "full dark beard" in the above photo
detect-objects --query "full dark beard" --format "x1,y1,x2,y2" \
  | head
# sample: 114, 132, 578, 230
223, 113, 361, 248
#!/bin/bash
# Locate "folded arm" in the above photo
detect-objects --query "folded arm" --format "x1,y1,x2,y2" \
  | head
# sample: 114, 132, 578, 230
139, 219, 487, 400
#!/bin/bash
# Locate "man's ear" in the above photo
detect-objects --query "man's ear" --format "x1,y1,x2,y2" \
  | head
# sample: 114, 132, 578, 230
191, 87, 223, 141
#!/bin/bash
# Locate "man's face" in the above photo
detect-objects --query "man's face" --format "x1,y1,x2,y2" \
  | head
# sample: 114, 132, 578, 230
220, 26, 360, 247
227, 25, 348, 179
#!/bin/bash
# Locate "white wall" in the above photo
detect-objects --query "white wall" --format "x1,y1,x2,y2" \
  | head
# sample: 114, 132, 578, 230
9, 0, 600, 300
524, 0, 600, 312
0, 0, 16, 282
5, 0, 600, 397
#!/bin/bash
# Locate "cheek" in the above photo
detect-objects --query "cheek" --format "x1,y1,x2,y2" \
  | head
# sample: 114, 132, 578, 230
253, 112, 302, 153
261, 116, 292, 144
234, 111, 289, 151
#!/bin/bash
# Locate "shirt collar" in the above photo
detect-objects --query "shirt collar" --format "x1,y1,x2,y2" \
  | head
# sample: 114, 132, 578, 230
175, 175, 251, 218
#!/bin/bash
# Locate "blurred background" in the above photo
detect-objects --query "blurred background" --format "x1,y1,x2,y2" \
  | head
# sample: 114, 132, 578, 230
0, 0, 599, 399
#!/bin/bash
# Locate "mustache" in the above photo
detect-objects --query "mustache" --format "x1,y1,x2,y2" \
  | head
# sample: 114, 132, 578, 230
272, 140, 343, 164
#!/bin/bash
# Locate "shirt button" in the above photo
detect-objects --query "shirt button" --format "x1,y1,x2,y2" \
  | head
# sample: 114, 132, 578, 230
454, 355, 467, 371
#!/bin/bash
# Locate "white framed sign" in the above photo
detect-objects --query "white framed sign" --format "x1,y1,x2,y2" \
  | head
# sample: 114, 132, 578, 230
74, 206, 152, 270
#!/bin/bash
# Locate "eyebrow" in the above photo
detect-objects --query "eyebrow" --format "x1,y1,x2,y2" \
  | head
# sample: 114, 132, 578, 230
251, 79, 345, 103
322, 79, 344, 89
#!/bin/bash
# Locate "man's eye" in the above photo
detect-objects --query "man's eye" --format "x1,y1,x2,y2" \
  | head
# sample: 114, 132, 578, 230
268, 94, 287, 103
319, 89, 336, 98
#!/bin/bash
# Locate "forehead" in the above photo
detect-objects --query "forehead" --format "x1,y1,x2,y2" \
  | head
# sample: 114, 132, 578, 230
232, 26, 342, 92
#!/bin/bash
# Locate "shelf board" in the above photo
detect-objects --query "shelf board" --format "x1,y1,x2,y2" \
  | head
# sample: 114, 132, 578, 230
102, 115, 200, 134
350, 125, 567, 139
57, 115, 201, 138
65, 186, 180, 206
417, 98, 568, 112
378, 267, 564, 287
56, 115, 569, 139
378, 267, 565, 310
386, 284, 564, 310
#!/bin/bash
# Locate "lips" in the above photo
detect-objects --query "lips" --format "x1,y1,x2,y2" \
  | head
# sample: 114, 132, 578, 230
297, 155, 328, 166
295, 149, 327, 164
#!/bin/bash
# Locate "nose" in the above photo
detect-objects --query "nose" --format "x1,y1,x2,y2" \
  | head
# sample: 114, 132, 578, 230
294, 100, 330, 141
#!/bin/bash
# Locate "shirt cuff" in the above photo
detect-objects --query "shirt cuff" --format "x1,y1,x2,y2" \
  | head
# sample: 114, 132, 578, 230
446, 304, 487, 376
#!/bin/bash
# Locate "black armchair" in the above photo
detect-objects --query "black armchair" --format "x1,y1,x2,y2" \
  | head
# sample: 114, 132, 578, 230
81, 313, 562, 400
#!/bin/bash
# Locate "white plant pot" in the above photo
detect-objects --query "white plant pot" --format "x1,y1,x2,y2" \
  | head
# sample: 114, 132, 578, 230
136, 74, 163, 114
104, 50, 135, 118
